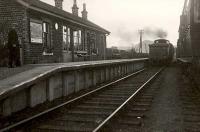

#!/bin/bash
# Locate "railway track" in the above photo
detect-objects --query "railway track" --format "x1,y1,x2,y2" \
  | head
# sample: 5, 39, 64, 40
96, 72, 163, 132
0, 67, 164, 132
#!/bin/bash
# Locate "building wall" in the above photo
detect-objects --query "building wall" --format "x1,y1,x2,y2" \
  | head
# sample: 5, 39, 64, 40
28, 11, 107, 63
0, 0, 29, 65
178, 0, 200, 59
96, 33, 106, 60
26, 11, 63, 64
191, 1, 200, 58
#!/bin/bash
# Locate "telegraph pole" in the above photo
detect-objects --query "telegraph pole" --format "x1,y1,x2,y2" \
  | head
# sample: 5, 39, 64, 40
139, 30, 144, 53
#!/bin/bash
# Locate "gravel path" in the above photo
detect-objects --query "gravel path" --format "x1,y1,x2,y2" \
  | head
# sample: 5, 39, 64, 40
143, 66, 184, 131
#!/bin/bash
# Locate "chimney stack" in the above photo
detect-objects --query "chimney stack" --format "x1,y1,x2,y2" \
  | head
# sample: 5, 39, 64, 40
55, 0, 63, 9
72, 0, 79, 16
81, 3, 88, 20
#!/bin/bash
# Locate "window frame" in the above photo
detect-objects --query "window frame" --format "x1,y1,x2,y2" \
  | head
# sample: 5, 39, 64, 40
63, 26, 71, 51
42, 21, 52, 54
30, 19, 43, 44
90, 33, 97, 55
73, 29, 84, 51
194, 0, 200, 23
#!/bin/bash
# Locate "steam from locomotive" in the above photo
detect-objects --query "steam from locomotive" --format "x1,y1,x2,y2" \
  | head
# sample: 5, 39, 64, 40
143, 27, 168, 39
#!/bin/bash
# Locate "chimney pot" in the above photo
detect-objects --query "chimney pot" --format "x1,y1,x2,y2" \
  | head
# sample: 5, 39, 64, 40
55, 0, 63, 9
72, 0, 79, 16
82, 3, 88, 20
83, 3, 86, 10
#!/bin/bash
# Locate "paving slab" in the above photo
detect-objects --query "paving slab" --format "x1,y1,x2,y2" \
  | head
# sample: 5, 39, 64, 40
0, 65, 38, 80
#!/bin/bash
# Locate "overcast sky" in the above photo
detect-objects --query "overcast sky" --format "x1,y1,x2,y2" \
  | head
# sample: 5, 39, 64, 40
41, 0, 184, 47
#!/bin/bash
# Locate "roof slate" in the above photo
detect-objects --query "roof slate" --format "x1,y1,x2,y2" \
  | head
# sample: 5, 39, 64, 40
17, 0, 110, 34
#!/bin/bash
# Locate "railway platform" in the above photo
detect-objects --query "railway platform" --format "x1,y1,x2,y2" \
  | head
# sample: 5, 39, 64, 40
0, 59, 147, 117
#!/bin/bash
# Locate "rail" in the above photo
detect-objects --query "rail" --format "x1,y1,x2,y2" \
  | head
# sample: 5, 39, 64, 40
93, 67, 164, 132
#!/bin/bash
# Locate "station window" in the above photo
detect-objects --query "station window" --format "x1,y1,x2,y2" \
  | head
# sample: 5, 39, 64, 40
43, 22, 52, 54
194, 0, 200, 22
90, 33, 97, 54
86, 33, 97, 54
198, 1, 200, 20
186, 0, 190, 8
63, 26, 71, 51
30, 21, 43, 43
73, 30, 83, 51
100, 36, 104, 45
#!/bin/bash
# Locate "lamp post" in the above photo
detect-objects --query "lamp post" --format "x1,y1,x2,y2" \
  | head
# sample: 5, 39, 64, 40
138, 29, 144, 53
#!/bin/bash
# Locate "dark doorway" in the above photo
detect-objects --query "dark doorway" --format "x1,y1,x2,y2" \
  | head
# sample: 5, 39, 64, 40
7, 29, 20, 67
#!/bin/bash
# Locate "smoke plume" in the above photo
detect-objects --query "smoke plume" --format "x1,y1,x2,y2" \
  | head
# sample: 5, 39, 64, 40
144, 27, 168, 39
114, 26, 168, 47
116, 28, 137, 43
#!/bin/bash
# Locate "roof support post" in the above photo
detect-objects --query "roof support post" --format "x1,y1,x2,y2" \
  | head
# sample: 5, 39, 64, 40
70, 28, 75, 62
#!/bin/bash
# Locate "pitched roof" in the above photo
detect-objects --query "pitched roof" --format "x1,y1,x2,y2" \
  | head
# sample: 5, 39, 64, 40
16, 0, 110, 34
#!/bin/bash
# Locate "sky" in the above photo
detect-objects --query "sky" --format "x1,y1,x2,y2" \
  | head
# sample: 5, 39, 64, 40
41, 0, 184, 48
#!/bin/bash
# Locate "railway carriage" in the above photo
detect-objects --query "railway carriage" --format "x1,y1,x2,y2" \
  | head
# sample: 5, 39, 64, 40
149, 39, 174, 65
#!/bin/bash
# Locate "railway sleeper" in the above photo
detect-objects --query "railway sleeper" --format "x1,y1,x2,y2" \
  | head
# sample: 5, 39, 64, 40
90, 97, 127, 102
68, 107, 114, 113
104, 124, 142, 132
116, 117, 142, 126
35, 123, 94, 132
59, 114, 106, 123
97, 94, 129, 98
75, 105, 117, 110
66, 110, 111, 116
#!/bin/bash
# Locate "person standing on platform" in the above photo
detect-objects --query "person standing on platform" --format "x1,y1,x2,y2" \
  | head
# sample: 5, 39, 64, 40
7, 29, 20, 68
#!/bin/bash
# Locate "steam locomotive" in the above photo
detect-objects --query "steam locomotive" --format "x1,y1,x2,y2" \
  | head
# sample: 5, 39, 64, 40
149, 39, 174, 64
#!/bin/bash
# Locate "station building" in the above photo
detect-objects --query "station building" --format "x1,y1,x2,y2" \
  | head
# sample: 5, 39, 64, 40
0, 0, 110, 64
177, 0, 200, 60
